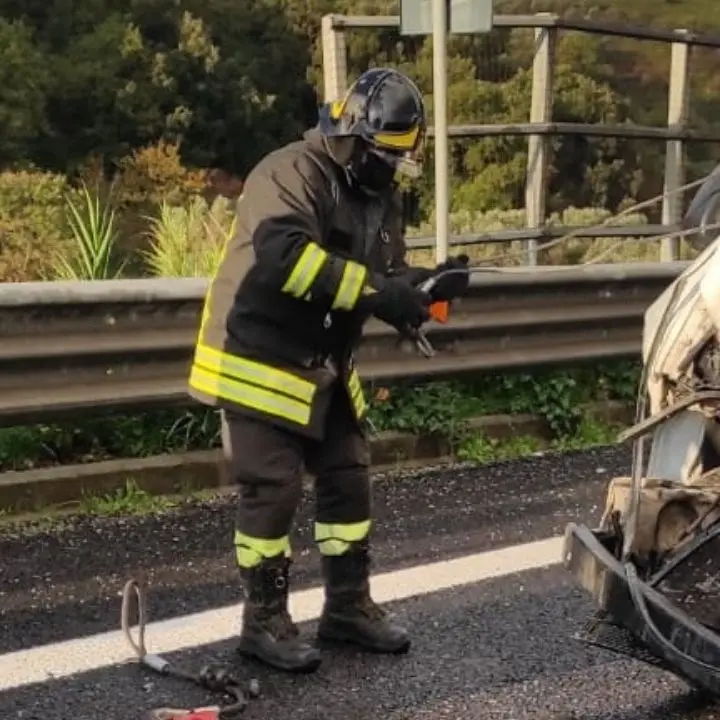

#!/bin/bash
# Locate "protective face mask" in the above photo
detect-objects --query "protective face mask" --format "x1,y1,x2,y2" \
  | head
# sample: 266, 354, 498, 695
349, 150, 397, 195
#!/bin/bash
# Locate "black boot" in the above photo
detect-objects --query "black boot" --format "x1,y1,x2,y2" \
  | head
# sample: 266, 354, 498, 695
317, 541, 410, 654
236, 556, 322, 673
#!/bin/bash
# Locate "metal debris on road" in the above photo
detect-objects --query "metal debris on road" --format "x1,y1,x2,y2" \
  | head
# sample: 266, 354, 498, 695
120, 574, 260, 719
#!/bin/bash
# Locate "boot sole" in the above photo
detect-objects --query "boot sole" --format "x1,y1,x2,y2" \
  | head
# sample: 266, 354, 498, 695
236, 637, 322, 674
317, 627, 411, 655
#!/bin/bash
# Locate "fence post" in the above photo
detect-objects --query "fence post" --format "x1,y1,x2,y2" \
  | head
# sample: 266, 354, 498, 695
661, 29, 691, 262
524, 15, 556, 266
321, 15, 349, 102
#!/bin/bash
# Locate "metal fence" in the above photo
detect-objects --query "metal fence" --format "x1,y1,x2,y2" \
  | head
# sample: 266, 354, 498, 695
320, 13, 720, 263
0, 263, 685, 428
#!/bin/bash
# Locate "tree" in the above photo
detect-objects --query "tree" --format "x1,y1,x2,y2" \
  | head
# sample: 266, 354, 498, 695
167, 0, 313, 175
0, 19, 48, 166
0, 0, 704, 218
0, 0, 313, 177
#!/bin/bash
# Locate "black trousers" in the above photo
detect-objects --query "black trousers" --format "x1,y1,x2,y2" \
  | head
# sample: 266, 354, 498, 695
221, 383, 372, 568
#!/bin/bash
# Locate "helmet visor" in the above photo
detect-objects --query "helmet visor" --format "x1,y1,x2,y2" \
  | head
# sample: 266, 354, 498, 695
370, 127, 426, 179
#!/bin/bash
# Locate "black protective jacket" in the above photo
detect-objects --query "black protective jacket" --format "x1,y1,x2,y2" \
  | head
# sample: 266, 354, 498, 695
188, 129, 414, 439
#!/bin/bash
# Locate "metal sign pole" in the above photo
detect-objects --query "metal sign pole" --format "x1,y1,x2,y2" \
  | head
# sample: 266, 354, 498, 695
431, 0, 449, 265
400, 0, 494, 266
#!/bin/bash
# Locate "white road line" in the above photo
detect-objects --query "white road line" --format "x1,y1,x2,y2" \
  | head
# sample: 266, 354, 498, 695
0, 535, 564, 692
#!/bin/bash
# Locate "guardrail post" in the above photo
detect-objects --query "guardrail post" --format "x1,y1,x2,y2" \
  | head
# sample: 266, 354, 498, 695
524, 15, 556, 266
661, 29, 691, 262
321, 14, 348, 102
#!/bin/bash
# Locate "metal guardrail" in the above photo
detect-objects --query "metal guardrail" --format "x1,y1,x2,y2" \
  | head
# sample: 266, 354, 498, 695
325, 13, 720, 143
321, 13, 718, 263
330, 13, 720, 47
404, 224, 680, 250
0, 262, 687, 428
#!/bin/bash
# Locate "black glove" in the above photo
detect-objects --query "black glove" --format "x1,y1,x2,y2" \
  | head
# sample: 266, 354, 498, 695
426, 254, 470, 301
358, 276, 431, 333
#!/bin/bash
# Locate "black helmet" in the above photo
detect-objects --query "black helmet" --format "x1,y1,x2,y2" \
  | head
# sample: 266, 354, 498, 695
318, 68, 427, 192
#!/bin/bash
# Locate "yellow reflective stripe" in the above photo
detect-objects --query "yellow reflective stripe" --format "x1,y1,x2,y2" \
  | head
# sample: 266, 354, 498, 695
348, 370, 362, 395
347, 370, 366, 417
281, 242, 328, 298
332, 260, 368, 310
317, 539, 351, 555
194, 344, 315, 403
315, 520, 371, 542
234, 530, 290, 568
189, 366, 311, 426
374, 125, 420, 151
315, 521, 372, 555
351, 388, 366, 417
199, 215, 235, 330
329, 96, 348, 120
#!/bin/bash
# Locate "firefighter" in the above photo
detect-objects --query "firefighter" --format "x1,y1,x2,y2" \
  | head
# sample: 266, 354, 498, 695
188, 67, 470, 674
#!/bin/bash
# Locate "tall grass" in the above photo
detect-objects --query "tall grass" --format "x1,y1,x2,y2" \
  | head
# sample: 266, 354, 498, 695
143, 196, 235, 277
45, 185, 687, 284
50, 183, 126, 280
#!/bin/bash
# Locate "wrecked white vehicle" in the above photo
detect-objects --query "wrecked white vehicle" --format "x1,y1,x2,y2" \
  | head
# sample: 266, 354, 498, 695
563, 172, 720, 691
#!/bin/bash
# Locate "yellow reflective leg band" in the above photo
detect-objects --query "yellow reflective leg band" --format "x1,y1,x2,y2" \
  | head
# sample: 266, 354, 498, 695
282, 242, 328, 299
347, 370, 366, 417
314, 520, 372, 556
234, 530, 291, 568
332, 260, 368, 310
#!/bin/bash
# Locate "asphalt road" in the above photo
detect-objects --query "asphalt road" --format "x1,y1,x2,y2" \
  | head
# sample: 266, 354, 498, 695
2, 446, 720, 720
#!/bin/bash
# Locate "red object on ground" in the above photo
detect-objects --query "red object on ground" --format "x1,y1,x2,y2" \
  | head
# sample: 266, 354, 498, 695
149, 709, 219, 720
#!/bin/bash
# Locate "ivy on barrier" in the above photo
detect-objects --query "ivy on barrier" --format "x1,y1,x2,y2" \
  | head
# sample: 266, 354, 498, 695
0, 360, 641, 473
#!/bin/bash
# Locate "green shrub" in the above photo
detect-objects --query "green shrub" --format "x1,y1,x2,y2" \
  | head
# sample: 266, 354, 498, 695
0, 408, 222, 472
0, 169, 74, 281
113, 140, 207, 210
367, 360, 640, 440
111, 140, 210, 274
